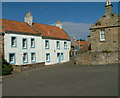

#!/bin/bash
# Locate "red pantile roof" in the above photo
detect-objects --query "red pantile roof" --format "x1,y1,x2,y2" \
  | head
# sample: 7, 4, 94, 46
76, 41, 89, 46
1, 19, 70, 40
33, 23, 70, 40
0, 19, 37, 34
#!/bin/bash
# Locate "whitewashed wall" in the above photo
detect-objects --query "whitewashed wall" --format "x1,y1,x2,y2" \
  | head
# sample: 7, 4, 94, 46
42, 39, 71, 65
4, 33, 43, 65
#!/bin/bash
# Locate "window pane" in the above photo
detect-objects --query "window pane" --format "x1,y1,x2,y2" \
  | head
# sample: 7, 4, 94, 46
100, 30, 105, 41
11, 37, 16, 46
45, 41, 49, 48
10, 54, 14, 63
31, 53, 35, 61
23, 53, 27, 62
23, 39, 27, 48
61, 53, 63, 60
46, 54, 50, 62
64, 42, 67, 48
31, 39, 34, 47
57, 41, 60, 49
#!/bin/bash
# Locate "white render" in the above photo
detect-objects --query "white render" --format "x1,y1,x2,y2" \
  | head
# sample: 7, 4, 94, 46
4, 33, 71, 65
4, 33, 43, 65
42, 39, 71, 65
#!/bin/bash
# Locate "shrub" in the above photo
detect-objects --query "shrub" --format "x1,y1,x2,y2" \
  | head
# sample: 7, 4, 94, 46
2, 64, 13, 75
2, 59, 13, 75
102, 50, 111, 53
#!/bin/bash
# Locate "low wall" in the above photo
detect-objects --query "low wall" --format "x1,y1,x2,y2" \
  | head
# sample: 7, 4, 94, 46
13, 62, 45, 72
75, 51, 119, 65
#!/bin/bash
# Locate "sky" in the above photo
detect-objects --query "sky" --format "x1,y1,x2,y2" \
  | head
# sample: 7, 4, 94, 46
2, 2, 119, 40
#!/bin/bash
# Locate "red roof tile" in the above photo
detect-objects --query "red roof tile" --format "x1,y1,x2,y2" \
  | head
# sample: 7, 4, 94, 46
0, 19, 39, 34
33, 23, 70, 40
0, 19, 70, 40
76, 41, 89, 46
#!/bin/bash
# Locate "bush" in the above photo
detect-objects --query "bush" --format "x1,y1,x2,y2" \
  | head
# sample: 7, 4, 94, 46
102, 50, 111, 53
2, 64, 13, 75
2, 59, 13, 75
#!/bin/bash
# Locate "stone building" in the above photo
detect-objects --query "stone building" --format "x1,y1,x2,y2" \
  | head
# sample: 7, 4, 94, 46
89, 0, 120, 52
75, 0, 120, 65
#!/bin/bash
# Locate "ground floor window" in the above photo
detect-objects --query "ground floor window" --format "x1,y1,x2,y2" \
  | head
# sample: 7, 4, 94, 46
61, 53, 64, 60
31, 53, 36, 63
46, 53, 50, 62
23, 53, 28, 63
9, 53, 15, 64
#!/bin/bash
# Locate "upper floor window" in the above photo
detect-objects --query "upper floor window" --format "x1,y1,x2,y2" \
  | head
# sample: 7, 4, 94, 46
46, 53, 50, 62
56, 41, 60, 49
100, 29, 105, 41
31, 52, 36, 63
9, 53, 15, 64
31, 38, 35, 48
23, 53, 28, 63
45, 40, 49, 49
64, 42, 67, 49
11, 37, 17, 47
22, 38, 27, 49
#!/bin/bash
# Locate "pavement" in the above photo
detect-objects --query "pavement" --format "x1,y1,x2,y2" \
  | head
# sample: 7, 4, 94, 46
2, 58, 118, 96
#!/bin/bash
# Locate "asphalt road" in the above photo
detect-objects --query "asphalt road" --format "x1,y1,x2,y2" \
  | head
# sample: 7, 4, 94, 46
2, 59, 118, 96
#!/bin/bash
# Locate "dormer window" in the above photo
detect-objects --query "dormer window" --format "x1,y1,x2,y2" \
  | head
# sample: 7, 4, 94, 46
100, 29, 105, 41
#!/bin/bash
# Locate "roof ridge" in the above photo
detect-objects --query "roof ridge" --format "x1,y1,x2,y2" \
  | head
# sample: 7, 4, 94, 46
1, 18, 61, 29
33, 22, 59, 28
1, 18, 26, 24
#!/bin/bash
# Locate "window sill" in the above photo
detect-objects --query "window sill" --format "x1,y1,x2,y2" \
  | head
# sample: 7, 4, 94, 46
100, 40, 106, 42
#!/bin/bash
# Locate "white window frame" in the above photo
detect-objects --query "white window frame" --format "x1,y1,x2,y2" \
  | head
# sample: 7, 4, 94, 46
100, 29, 105, 41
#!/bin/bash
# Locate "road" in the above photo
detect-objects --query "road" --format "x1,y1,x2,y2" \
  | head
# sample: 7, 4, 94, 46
2, 59, 118, 96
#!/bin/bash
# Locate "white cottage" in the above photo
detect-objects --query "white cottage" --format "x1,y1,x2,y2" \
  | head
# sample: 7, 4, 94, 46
0, 12, 71, 67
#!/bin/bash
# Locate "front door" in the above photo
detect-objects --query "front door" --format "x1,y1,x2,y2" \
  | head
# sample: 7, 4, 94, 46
57, 53, 61, 63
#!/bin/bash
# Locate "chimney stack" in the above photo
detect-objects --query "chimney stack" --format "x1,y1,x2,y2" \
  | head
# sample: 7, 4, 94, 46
56, 20, 62, 29
105, 0, 113, 16
24, 11, 33, 26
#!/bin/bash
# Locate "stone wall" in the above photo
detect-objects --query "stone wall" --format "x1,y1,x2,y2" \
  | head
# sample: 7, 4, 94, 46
75, 51, 119, 65
13, 62, 45, 72
90, 27, 119, 52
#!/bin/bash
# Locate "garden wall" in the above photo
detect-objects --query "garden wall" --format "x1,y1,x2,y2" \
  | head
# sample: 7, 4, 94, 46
75, 51, 119, 65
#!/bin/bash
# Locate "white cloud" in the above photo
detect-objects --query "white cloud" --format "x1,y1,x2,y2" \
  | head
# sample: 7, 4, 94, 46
61, 22, 92, 40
